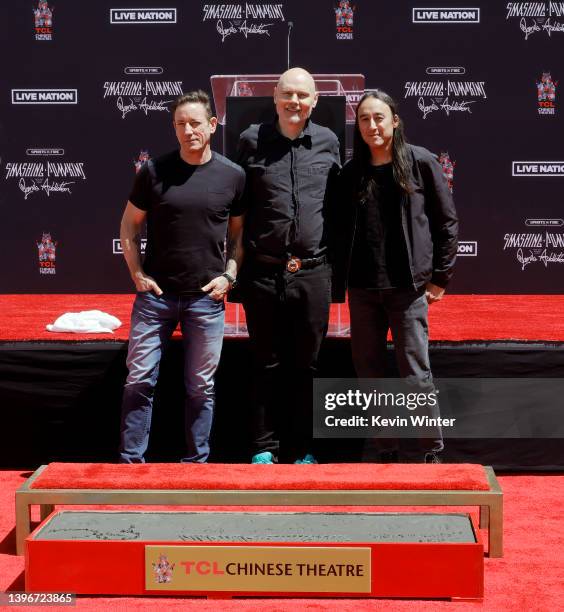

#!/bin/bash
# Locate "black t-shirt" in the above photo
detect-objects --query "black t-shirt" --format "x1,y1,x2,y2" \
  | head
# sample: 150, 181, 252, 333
348, 163, 411, 290
130, 150, 246, 294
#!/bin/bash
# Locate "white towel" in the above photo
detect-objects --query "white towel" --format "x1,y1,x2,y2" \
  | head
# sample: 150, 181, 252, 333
46, 310, 122, 334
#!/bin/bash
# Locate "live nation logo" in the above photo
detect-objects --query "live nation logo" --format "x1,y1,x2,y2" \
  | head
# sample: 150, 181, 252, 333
412, 7, 480, 23
503, 220, 564, 270
4, 149, 86, 200
37, 232, 57, 275
512, 161, 564, 176
202, 3, 286, 42
113, 238, 147, 254
335, 1, 355, 40
536, 72, 557, 115
506, 2, 564, 39
110, 8, 177, 24
103, 67, 183, 119
404, 67, 486, 119
11, 89, 78, 104
33, 1, 54, 40
457, 241, 478, 256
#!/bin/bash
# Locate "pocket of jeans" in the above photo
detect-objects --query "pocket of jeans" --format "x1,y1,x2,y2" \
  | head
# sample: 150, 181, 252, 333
137, 290, 158, 300
203, 293, 225, 307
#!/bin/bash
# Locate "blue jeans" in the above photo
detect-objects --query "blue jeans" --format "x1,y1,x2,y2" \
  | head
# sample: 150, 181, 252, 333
348, 286, 443, 455
119, 291, 225, 463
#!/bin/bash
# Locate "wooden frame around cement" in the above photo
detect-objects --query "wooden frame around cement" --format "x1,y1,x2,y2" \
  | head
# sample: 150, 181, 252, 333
15, 464, 503, 557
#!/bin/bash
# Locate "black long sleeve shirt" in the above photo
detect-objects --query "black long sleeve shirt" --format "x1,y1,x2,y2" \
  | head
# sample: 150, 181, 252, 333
236, 119, 341, 259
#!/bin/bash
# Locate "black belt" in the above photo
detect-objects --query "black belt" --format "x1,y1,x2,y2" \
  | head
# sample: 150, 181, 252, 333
254, 254, 327, 273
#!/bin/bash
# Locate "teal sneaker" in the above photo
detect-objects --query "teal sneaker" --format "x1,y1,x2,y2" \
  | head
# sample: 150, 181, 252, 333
252, 451, 274, 464
294, 454, 318, 465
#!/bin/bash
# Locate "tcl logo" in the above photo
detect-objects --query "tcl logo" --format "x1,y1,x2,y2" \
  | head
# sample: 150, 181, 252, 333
180, 560, 224, 575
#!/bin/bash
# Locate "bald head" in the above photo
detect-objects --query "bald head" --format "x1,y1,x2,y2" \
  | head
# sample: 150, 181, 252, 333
276, 67, 317, 95
274, 67, 318, 138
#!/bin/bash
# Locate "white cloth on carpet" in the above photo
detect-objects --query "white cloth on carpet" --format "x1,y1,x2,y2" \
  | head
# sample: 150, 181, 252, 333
46, 310, 122, 333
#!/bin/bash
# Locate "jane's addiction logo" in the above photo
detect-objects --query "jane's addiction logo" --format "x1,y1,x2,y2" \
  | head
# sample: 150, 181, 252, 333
103, 69, 183, 119
37, 233, 57, 275
506, 2, 564, 39
439, 152, 455, 193
404, 69, 487, 119
202, 3, 286, 42
335, 1, 355, 40
152, 554, 175, 584
537, 72, 557, 115
134, 150, 151, 173
33, 1, 53, 40
4, 150, 86, 200
504, 225, 564, 270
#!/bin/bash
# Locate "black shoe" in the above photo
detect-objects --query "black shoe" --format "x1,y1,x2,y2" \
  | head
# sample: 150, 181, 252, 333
424, 451, 443, 464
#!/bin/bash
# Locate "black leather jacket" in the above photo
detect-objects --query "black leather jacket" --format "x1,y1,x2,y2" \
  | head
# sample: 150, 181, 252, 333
332, 143, 458, 302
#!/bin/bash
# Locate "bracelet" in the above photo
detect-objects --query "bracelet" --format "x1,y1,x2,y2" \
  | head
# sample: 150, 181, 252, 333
222, 272, 236, 285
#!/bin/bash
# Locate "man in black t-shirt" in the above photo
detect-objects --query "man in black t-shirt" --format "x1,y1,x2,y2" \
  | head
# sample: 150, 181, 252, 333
118, 90, 246, 463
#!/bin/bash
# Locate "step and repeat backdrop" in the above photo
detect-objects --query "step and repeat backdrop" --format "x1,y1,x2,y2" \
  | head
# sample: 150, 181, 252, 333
1, 1, 563, 293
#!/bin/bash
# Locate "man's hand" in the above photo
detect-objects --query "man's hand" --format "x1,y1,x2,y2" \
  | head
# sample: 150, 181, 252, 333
425, 282, 445, 304
133, 271, 163, 295
202, 275, 231, 301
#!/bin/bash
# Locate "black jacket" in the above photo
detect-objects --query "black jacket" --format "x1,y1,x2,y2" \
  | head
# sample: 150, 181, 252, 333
332, 144, 458, 302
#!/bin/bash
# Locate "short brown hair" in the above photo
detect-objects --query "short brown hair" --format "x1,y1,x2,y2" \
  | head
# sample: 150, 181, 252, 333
171, 90, 214, 119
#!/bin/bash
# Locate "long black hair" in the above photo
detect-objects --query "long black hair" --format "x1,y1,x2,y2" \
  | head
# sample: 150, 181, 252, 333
352, 90, 412, 197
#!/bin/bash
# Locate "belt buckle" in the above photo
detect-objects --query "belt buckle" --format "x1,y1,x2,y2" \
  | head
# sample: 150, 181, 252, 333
286, 257, 302, 273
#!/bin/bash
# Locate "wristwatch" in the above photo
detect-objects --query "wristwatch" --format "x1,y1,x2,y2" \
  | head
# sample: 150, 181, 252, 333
222, 272, 237, 288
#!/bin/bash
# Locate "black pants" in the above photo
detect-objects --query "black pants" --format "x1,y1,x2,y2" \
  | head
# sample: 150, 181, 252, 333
241, 262, 331, 461
348, 286, 443, 458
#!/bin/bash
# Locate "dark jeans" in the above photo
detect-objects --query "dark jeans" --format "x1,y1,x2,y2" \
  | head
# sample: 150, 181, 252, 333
348, 286, 443, 457
241, 262, 331, 461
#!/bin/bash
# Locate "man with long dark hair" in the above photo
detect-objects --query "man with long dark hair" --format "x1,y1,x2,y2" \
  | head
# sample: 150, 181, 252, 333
335, 90, 458, 462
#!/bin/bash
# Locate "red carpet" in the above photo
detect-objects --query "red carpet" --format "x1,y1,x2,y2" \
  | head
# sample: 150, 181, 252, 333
30, 462, 490, 491
1, 470, 563, 609
1, 294, 564, 342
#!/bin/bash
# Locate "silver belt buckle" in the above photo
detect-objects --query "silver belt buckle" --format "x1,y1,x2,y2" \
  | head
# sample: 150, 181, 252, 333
286, 257, 302, 273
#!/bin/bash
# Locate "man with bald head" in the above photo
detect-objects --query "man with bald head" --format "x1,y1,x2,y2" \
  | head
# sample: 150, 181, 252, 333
236, 67, 341, 464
